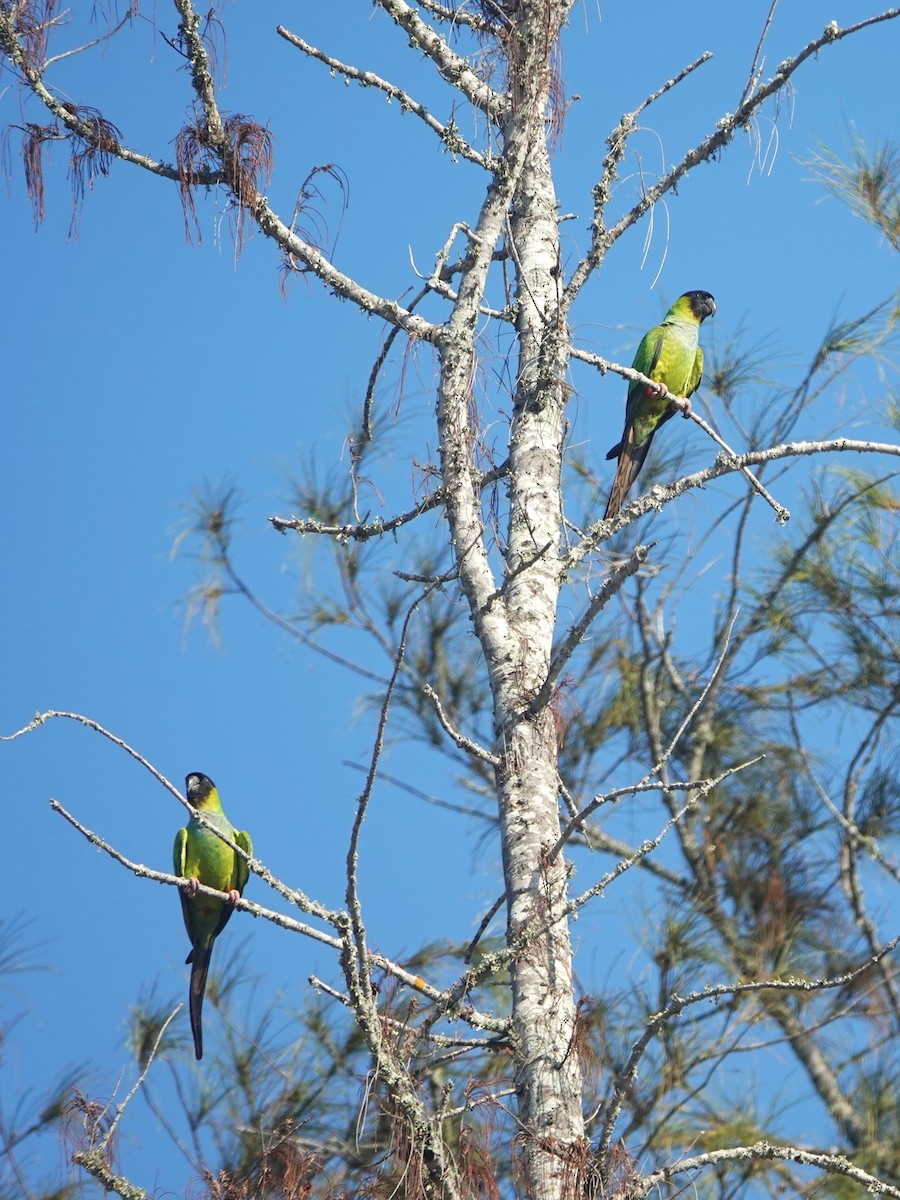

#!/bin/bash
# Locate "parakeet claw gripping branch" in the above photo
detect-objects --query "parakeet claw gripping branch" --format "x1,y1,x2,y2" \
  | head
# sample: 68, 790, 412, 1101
604, 290, 716, 519
173, 772, 253, 1060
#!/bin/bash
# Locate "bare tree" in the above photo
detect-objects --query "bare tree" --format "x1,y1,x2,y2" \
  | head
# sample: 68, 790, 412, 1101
1, 3, 899, 1199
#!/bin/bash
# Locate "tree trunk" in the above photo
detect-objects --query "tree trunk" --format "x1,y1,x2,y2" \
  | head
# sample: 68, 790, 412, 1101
435, 5, 587, 1195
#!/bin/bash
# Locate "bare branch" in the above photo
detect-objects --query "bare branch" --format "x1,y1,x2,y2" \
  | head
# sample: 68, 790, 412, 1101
565, 761, 759, 914
565, 439, 900, 569
738, 0, 780, 109
422, 683, 499, 764
49, 795, 504, 1031
277, 27, 491, 169
43, 6, 138, 71
70, 1148, 151, 1200
0, 10, 194, 183
583, 51, 713, 285
256, 197, 439, 337
1, 710, 184, 801
638, 1140, 900, 1199
104, 1008, 181, 1147
374, 0, 508, 121
687, 406, 790, 521
171, 0, 225, 146
415, 0, 501, 33
270, 461, 509, 541
566, 9, 900, 303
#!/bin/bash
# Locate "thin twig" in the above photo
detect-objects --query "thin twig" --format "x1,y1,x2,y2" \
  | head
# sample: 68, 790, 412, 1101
43, 6, 137, 70
739, 0, 780, 109
423, 683, 499, 764
687, 406, 790, 521
464, 894, 505, 964
1, 711, 183, 800
105, 1007, 181, 1145
270, 461, 509, 540
345, 581, 444, 1010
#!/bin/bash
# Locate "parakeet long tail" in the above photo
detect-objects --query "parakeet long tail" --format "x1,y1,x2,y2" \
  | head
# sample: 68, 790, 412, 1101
604, 427, 654, 519
187, 941, 214, 1061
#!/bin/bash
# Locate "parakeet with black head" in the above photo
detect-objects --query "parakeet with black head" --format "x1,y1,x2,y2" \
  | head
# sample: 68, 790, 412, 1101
173, 772, 253, 1060
604, 290, 716, 519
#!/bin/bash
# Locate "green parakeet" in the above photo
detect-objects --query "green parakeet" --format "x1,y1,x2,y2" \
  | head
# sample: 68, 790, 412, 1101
604, 290, 716, 519
173, 772, 253, 1060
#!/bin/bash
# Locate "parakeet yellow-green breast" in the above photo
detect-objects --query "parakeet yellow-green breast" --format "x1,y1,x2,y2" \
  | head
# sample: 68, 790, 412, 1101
173, 772, 253, 1060
604, 290, 716, 519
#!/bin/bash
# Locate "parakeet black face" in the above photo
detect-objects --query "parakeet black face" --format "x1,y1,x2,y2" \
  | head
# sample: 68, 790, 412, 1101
683, 291, 716, 321
186, 772, 215, 803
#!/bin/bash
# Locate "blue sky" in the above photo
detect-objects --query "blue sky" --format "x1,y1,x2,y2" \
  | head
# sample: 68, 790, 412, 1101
2, 1, 898, 1191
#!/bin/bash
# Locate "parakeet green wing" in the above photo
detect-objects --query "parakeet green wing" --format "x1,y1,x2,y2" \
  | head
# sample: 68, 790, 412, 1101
173, 772, 253, 1060
604, 290, 715, 519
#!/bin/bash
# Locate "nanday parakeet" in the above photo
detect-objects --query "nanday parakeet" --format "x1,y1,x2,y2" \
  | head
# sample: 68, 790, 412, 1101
604, 290, 716, 519
173, 772, 253, 1060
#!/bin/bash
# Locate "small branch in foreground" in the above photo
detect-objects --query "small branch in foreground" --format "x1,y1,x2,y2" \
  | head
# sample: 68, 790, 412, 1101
105, 1008, 180, 1146
65, 1005, 178, 1198
70, 1149, 151, 1200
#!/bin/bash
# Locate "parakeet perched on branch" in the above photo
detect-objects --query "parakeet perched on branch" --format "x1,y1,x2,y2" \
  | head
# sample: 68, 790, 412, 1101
173, 772, 252, 1060
604, 290, 716, 519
